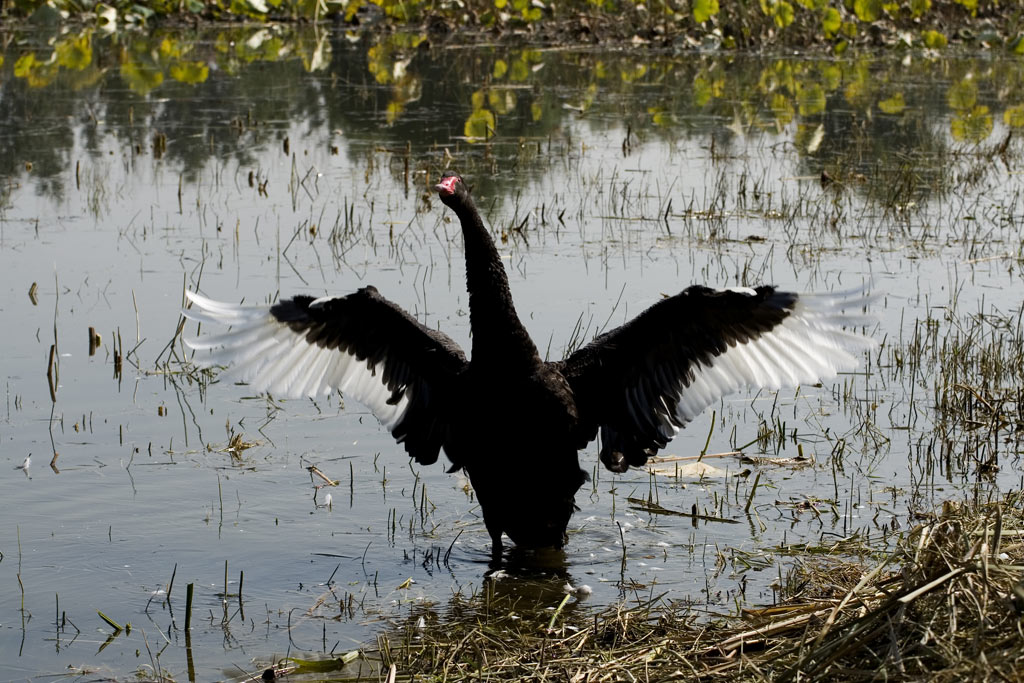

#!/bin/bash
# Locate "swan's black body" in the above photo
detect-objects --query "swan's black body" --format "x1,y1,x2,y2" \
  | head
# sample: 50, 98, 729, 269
185, 171, 873, 556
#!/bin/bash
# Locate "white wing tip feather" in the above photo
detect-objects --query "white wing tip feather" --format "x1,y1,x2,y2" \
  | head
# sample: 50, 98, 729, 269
182, 290, 410, 430
671, 286, 877, 424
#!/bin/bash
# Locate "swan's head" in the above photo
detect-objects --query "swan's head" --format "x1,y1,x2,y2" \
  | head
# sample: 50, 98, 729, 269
435, 171, 471, 209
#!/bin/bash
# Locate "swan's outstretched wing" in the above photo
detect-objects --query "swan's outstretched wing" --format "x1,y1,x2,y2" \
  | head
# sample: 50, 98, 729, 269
184, 287, 468, 466
559, 285, 875, 473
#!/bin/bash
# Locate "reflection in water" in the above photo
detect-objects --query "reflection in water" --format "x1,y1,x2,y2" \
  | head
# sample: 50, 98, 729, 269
2, 25, 1023, 208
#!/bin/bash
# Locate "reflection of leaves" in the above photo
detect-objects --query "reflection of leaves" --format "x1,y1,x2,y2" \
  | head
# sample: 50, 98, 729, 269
951, 105, 992, 143
693, 74, 723, 106
620, 63, 648, 83
55, 34, 93, 71
878, 92, 905, 114
820, 63, 841, 91
14, 53, 59, 88
692, 0, 718, 23
160, 37, 184, 59
509, 59, 530, 81
464, 107, 496, 141
771, 92, 794, 126
120, 61, 164, 95
169, 61, 210, 84
946, 78, 976, 111
648, 106, 673, 126
796, 82, 825, 116
1004, 104, 1024, 128
488, 89, 517, 115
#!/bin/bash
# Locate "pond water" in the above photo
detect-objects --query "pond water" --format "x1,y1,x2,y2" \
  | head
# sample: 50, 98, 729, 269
1, 24, 1022, 680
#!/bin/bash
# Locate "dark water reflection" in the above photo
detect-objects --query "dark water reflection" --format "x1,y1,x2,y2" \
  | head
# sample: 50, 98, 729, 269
1, 24, 1022, 681
3, 26, 1020, 203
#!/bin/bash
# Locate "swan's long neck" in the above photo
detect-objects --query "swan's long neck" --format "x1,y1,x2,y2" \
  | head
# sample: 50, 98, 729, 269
455, 199, 539, 369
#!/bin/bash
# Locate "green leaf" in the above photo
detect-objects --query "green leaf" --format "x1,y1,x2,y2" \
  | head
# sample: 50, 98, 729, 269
692, 0, 718, 23
909, 0, 930, 17
923, 29, 947, 49
853, 0, 881, 22
821, 7, 840, 37
772, 0, 794, 27
955, 0, 977, 16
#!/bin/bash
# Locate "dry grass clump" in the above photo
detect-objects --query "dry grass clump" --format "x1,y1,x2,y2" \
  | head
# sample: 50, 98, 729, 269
353, 493, 1024, 682
269, 493, 1024, 681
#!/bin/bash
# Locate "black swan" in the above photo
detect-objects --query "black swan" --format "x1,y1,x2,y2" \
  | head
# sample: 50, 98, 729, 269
184, 171, 874, 555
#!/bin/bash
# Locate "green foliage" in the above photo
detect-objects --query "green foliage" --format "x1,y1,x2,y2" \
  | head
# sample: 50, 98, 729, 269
821, 7, 840, 37
853, 0, 882, 22
923, 29, 947, 49
775, 1, 795, 27
692, 0, 718, 23
0, 0, 1019, 54
909, 0, 930, 17
954, 0, 977, 16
